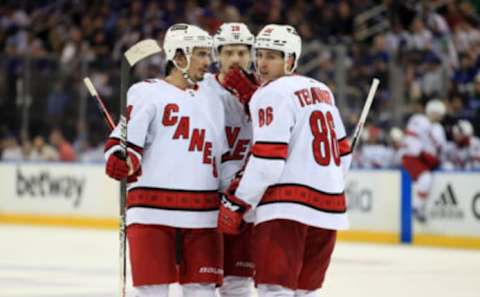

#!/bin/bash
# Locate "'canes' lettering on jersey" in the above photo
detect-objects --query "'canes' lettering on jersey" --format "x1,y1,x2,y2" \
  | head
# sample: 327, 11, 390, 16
200, 73, 253, 190
104, 79, 228, 228
161, 103, 217, 174
235, 75, 351, 230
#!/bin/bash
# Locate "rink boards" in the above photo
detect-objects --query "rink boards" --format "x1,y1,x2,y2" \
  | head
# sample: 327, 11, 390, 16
0, 163, 479, 249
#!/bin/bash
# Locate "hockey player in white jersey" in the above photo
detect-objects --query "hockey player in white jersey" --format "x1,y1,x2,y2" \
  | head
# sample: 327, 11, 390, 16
443, 120, 480, 170
388, 127, 406, 168
104, 24, 227, 297
402, 99, 447, 223
217, 24, 352, 297
200, 23, 257, 297
354, 125, 393, 169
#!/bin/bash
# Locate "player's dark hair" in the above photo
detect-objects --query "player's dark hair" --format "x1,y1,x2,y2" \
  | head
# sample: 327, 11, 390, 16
165, 61, 175, 76
165, 49, 184, 76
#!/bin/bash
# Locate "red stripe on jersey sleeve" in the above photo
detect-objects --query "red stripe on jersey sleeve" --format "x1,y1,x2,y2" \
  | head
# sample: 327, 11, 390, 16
104, 138, 120, 152
127, 141, 144, 156
104, 137, 144, 156
251, 142, 288, 160
338, 137, 351, 156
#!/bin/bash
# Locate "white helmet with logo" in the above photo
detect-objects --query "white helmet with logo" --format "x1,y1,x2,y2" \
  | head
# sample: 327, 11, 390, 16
214, 23, 254, 51
254, 24, 302, 74
163, 23, 212, 73
453, 120, 474, 137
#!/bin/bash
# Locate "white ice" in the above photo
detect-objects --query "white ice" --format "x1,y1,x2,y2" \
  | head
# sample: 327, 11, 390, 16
1, 225, 479, 297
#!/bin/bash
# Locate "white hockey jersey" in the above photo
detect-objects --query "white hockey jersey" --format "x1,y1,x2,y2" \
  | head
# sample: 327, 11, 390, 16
403, 114, 446, 158
104, 79, 228, 228
235, 75, 351, 230
443, 136, 480, 170
200, 73, 253, 190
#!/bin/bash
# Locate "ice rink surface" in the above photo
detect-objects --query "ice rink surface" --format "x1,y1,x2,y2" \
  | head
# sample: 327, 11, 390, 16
1, 225, 479, 297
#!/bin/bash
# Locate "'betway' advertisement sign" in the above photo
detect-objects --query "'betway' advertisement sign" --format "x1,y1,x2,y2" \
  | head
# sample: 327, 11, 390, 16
414, 172, 480, 237
345, 170, 401, 233
0, 163, 118, 217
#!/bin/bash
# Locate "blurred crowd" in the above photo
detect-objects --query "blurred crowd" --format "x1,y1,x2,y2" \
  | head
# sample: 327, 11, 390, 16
1, 0, 480, 169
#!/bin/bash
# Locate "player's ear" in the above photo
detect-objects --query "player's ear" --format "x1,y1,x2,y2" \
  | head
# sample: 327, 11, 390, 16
174, 51, 188, 68
286, 54, 295, 72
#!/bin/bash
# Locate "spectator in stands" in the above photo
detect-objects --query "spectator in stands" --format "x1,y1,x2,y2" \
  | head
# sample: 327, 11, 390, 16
385, 20, 409, 54
309, 0, 336, 43
46, 82, 71, 127
453, 52, 478, 96
1, 134, 23, 161
406, 17, 433, 51
465, 74, 480, 133
30, 135, 59, 161
49, 128, 76, 162
420, 52, 444, 98
60, 26, 92, 74
335, 0, 354, 42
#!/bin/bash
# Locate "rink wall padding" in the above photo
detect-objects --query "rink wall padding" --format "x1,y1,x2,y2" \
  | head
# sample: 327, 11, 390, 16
0, 163, 119, 229
411, 171, 480, 248
1, 163, 480, 248
339, 170, 402, 244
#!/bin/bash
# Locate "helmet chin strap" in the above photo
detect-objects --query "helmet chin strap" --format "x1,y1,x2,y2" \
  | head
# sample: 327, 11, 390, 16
173, 59, 197, 86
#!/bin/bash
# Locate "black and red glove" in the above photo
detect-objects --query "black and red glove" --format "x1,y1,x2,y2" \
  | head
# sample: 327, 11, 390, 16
217, 192, 251, 235
106, 151, 141, 182
222, 67, 259, 105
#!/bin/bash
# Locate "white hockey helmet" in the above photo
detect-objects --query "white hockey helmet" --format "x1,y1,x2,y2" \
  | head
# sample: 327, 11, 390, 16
163, 23, 212, 72
425, 99, 446, 118
389, 127, 404, 143
254, 24, 302, 74
453, 120, 474, 137
213, 23, 254, 51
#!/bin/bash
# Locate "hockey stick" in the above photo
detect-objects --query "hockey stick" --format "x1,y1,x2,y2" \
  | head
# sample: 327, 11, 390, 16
83, 77, 115, 131
350, 78, 380, 153
119, 39, 162, 297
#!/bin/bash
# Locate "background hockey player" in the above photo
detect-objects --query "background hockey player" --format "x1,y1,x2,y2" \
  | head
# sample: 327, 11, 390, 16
443, 119, 480, 170
200, 22, 257, 297
353, 125, 393, 169
104, 24, 227, 297
217, 24, 352, 297
402, 99, 447, 223
388, 127, 405, 168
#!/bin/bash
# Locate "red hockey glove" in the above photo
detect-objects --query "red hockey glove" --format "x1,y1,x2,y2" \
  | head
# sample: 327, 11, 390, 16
225, 169, 244, 195
420, 151, 440, 170
222, 67, 259, 105
218, 193, 251, 235
106, 151, 141, 182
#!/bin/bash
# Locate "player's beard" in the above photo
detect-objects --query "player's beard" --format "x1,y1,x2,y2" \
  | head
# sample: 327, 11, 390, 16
195, 67, 209, 82
194, 72, 205, 82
